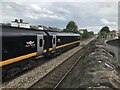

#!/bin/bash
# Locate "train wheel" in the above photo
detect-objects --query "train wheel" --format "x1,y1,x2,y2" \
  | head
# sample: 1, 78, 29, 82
6, 67, 21, 79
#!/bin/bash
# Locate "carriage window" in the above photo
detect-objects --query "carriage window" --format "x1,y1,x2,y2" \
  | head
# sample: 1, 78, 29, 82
39, 39, 43, 47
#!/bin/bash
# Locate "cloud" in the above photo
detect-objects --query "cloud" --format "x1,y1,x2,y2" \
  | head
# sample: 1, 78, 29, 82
1, 1, 118, 33
2, 0, 119, 2
42, 14, 67, 21
31, 4, 41, 11
100, 19, 117, 25
6, 5, 12, 9
57, 8, 70, 14
43, 8, 53, 14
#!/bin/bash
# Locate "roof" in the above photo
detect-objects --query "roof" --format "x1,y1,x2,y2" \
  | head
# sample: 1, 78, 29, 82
48, 31, 80, 36
1, 26, 46, 36
107, 31, 117, 35
1, 26, 81, 37
11, 21, 29, 24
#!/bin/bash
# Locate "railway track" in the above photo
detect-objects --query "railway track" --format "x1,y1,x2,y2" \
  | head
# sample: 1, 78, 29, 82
28, 41, 91, 89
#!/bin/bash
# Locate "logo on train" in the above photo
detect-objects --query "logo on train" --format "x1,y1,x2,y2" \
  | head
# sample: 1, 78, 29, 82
25, 41, 35, 47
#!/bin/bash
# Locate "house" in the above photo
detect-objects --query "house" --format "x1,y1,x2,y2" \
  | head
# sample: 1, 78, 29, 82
11, 19, 30, 28
99, 30, 118, 40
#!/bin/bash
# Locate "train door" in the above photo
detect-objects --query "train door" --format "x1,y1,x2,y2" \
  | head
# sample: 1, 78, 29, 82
37, 34, 44, 55
52, 35, 56, 50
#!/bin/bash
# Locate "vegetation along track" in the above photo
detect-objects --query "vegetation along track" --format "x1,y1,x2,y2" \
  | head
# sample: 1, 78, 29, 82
28, 40, 93, 89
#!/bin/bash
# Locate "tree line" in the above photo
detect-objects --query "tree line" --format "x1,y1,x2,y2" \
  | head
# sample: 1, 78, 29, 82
63, 20, 94, 39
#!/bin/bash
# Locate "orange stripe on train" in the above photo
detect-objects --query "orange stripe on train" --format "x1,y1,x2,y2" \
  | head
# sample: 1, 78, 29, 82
0, 52, 37, 67
0, 40, 80, 67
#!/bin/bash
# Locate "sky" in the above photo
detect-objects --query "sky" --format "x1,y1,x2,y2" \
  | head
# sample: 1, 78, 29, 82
0, 0, 119, 33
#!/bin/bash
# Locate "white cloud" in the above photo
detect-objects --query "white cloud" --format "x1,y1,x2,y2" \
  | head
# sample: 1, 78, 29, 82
47, 14, 67, 21
6, 5, 12, 9
28, 15, 38, 19
82, 26, 102, 34
31, 4, 41, 11
40, 13, 67, 21
1, 1, 118, 32
100, 19, 117, 25
97, 3, 118, 17
43, 8, 53, 14
1, 0, 119, 2
57, 8, 70, 14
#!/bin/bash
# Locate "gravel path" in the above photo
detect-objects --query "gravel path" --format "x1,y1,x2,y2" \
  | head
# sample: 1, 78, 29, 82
2, 38, 94, 89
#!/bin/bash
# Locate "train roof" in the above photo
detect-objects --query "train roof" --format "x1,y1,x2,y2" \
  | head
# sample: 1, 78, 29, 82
1, 26, 81, 37
1, 26, 47, 36
47, 31, 80, 36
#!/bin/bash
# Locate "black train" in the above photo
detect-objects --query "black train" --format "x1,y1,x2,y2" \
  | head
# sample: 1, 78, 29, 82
1, 26, 81, 79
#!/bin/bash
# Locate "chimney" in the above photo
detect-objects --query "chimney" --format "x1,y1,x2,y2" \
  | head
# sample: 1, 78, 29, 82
15, 19, 18, 23
20, 19, 23, 23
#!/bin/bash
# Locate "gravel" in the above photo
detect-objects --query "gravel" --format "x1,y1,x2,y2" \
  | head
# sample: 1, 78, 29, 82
78, 39, 120, 89
59, 39, 120, 89
2, 38, 94, 89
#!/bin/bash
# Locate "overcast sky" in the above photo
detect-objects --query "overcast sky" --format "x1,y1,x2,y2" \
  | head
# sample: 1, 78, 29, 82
0, 0, 119, 33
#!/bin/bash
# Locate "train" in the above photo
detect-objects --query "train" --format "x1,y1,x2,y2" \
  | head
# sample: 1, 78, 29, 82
0, 26, 81, 80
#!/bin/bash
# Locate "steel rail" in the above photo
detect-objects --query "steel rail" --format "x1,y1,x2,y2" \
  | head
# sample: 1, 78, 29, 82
53, 50, 86, 89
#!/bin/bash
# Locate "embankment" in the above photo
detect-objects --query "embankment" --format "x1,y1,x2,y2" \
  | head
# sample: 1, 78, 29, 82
79, 39, 120, 89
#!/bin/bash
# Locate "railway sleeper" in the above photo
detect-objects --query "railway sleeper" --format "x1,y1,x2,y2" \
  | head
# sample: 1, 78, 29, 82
49, 78, 60, 82
45, 81, 57, 85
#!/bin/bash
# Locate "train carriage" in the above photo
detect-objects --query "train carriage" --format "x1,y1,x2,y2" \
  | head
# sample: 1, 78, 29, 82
1, 26, 81, 80
1, 26, 47, 78
46, 31, 81, 56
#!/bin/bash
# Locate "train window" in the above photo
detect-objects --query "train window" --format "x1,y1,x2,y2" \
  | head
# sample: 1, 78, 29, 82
39, 39, 43, 47
53, 38, 55, 44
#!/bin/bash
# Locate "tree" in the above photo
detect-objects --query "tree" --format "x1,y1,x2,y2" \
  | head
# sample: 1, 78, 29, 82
89, 31, 94, 35
80, 29, 94, 39
82, 29, 90, 38
63, 20, 79, 33
99, 26, 110, 36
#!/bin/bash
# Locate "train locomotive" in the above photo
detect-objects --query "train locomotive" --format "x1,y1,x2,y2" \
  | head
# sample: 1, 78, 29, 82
1, 26, 81, 79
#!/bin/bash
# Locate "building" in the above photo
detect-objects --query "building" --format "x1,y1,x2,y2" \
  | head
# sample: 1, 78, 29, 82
106, 30, 117, 39
11, 19, 30, 28
99, 30, 118, 40
19, 22, 30, 28
11, 21, 18, 27
78, 29, 87, 34
79, 30, 84, 34
37, 25, 49, 30
38, 25, 44, 30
